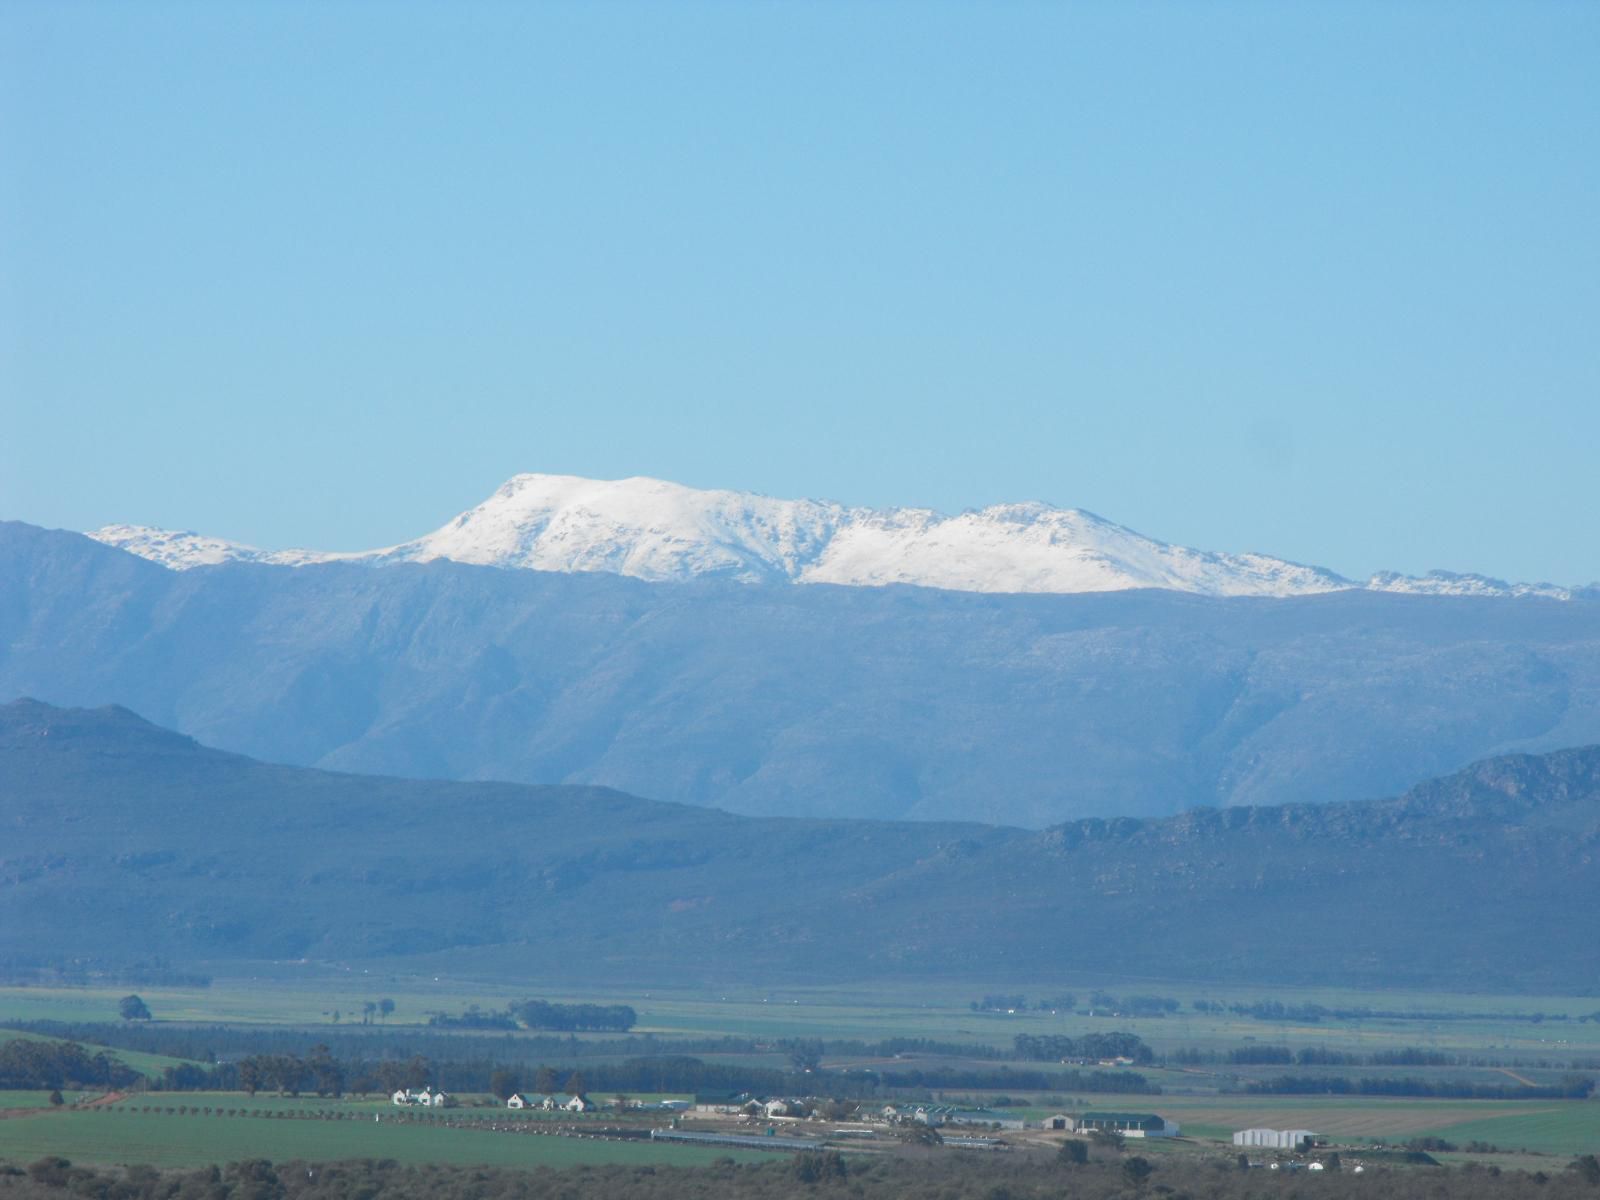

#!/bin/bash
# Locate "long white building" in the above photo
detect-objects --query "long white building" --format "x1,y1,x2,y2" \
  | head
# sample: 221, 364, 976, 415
1233, 1128, 1315, 1149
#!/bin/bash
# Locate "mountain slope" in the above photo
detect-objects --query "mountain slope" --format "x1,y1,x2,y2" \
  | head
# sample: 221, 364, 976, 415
1, 699, 1595, 990
5, 521, 1600, 826
86, 473, 1578, 599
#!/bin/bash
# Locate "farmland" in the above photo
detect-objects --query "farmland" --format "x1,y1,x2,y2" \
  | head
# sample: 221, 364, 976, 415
0, 1104, 773, 1170
3, 975, 1596, 1057
1, 973, 1597, 1168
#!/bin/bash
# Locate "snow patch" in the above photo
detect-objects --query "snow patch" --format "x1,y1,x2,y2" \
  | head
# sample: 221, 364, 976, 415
86, 475, 1576, 601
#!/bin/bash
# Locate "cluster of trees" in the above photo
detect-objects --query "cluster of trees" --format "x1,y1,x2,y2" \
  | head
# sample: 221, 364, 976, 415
357, 999, 396, 1025
7, 1153, 1600, 1200
426, 1005, 518, 1030
233, 1046, 348, 1097
510, 1001, 637, 1032
427, 1000, 638, 1032
969, 994, 1027, 1011
1012, 1031, 1153, 1064
877, 1065, 1156, 1095
0, 1040, 139, 1090
1086, 991, 1181, 1016
6, 1021, 747, 1069
1202, 999, 1584, 1025
487, 1067, 588, 1100
1218, 1044, 1458, 1067
1169, 1043, 1598, 1072
1247, 1074, 1596, 1100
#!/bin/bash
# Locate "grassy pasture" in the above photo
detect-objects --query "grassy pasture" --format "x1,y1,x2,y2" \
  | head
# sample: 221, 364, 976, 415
1425, 1105, 1600, 1156
0, 1090, 88, 1108
0, 1106, 774, 1170
2, 976, 1595, 1060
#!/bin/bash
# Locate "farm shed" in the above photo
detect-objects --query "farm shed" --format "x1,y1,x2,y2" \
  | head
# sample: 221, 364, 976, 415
1233, 1128, 1315, 1149
1078, 1111, 1179, 1137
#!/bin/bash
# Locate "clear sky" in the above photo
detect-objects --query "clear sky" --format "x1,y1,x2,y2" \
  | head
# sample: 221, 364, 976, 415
2, 1, 1596, 584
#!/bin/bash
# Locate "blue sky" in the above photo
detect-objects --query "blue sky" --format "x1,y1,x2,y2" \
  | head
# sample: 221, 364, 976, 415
3, 1, 1596, 583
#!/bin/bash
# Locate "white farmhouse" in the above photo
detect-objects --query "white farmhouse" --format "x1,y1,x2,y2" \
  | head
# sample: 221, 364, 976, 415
391, 1087, 449, 1107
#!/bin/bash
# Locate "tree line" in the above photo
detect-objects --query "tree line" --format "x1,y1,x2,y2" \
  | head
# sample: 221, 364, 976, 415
138, 1045, 1160, 1102
6, 1022, 733, 1069
6, 1152, 1600, 1200
876, 1065, 1157, 1095
1211, 1045, 1462, 1067
1246, 1074, 1596, 1100
1195, 998, 1599, 1025
0, 1039, 141, 1090
1011, 1031, 1153, 1063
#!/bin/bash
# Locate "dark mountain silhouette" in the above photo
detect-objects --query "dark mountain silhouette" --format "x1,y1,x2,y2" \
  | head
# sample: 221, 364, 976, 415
2, 699, 1595, 990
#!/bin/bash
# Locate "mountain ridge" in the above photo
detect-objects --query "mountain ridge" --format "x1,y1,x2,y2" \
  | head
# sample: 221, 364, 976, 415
5, 518, 1600, 828
2, 697, 1595, 990
86, 472, 1579, 600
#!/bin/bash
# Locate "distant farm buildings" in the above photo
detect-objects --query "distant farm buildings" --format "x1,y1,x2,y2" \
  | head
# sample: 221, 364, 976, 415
390, 1087, 451, 1107
1077, 1112, 1180, 1137
504, 1092, 593, 1112
1233, 1127, 1316, 1149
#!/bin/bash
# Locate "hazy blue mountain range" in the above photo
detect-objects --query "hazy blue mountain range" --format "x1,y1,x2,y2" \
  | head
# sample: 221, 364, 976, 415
1, 699, 1595, 990
4, 521, 1600, 826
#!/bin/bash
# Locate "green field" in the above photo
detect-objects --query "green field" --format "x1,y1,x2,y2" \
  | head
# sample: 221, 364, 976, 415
0, 1107, 775, 1170
3, 973, 1596, 1166
0, 1090, 89, 1108
2, 976, 1596, 1061
1423, 1104, 1600, 1156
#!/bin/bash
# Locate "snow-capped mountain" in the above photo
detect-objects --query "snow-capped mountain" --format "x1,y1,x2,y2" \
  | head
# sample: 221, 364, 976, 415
88, 525, 350, 570
87, 473, 1575, 600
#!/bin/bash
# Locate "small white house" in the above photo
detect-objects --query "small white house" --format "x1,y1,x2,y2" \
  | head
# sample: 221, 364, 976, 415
565, 1094, 594, 1113
391, 1087, 450, 1107
507, 1093, 532, 1109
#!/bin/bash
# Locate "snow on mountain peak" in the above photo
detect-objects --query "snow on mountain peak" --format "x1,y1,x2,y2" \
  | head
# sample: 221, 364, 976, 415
380, 472, 846, 583
85, 473, 1574, 601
